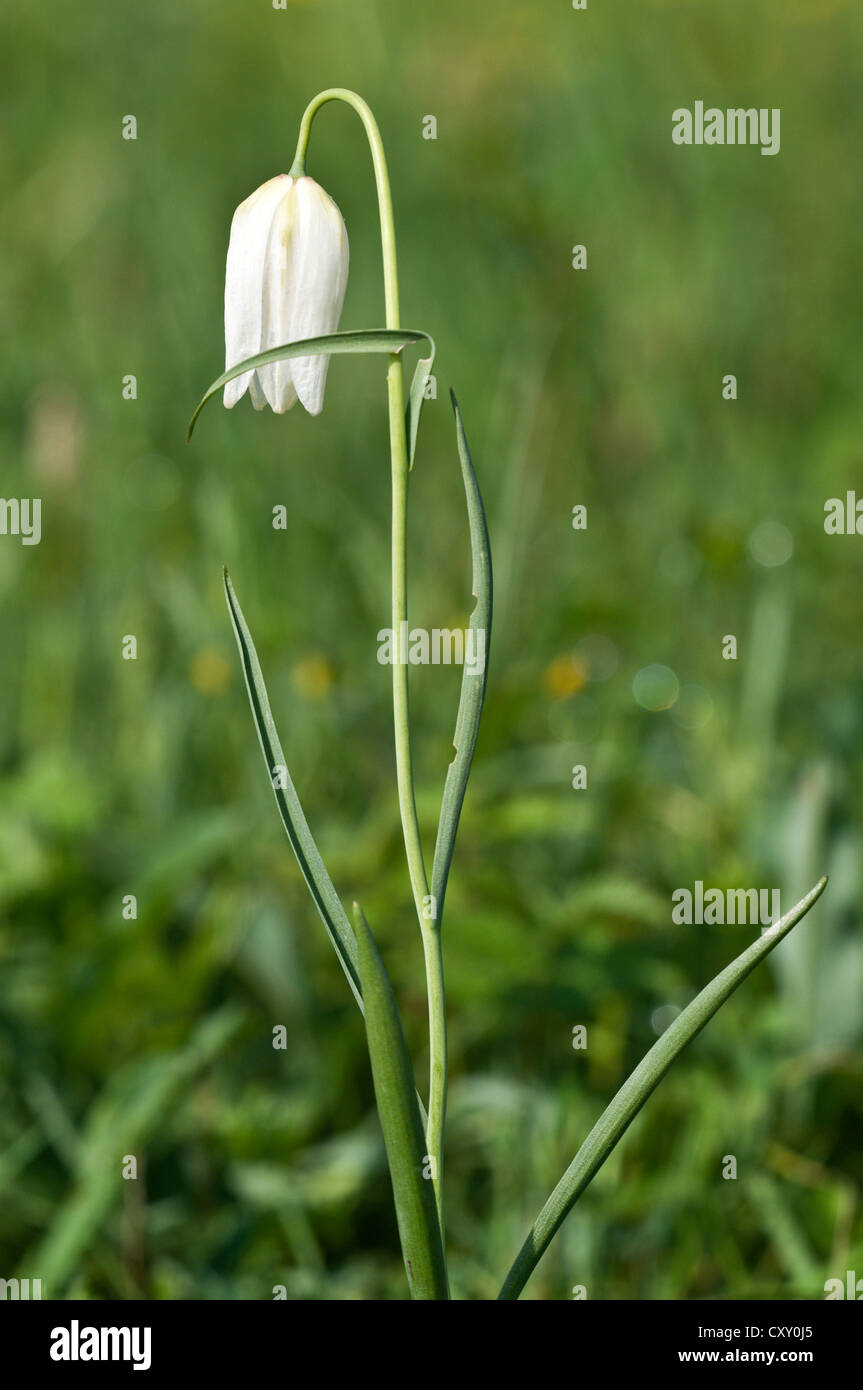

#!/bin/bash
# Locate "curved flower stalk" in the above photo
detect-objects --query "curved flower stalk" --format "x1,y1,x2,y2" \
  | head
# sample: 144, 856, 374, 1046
188, 89, 828, 1303
287, 95, 449, 1221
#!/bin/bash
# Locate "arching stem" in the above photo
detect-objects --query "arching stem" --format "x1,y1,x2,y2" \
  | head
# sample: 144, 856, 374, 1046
292, 90, 447, 1236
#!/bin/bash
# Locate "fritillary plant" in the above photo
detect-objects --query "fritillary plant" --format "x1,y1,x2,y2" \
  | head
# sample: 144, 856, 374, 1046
188, 89, 827, 1301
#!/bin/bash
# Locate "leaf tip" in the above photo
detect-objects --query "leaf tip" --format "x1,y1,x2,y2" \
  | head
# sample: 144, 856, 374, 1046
804, 873, 829, 906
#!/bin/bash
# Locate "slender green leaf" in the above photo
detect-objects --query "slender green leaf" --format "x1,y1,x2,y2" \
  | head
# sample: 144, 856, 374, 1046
187, 328, 434, 441
224, 569, 362, 1010
498, 875, 829, 1300
351, 903, 449, 1300
431, 393, 493, 923
225, 569, 430, 1133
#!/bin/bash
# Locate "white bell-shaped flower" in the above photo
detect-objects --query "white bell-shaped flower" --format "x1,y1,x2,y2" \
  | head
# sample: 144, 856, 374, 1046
224, 174, 349, 416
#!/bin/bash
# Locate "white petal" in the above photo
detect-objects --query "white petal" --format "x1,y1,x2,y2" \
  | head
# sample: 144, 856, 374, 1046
258, 180, 301, 413
249, 372, 270, 411
223, 175, 292, 409
287, 178, 349, 415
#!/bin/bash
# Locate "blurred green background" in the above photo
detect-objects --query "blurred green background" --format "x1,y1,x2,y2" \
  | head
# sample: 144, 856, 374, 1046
1, 0, 861, 1300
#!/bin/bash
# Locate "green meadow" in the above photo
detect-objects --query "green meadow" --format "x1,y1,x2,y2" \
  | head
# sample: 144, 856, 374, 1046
0, 0, 861, 1298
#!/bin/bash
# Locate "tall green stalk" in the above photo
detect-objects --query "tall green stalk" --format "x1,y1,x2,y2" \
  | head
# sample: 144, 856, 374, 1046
291, 91, 447, 1227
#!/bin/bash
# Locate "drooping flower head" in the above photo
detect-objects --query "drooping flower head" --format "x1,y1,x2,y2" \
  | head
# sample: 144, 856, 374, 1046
224, 174, 349, 416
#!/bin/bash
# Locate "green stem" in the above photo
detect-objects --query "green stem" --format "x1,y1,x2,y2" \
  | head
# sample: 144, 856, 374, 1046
292, 90, 448, 1237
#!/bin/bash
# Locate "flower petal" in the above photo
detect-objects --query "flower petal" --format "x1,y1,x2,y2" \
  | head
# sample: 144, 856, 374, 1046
288, 178, 350, 415
223, 175, 292, 409
249, 372, 269, 411
258, 180, 300, 413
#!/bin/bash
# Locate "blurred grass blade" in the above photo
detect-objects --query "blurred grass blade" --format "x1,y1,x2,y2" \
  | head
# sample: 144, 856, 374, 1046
498, 875, 828, 1300
187, 328, 433, 440
352, 903, 449, 1299
224, 569, 363, 1011
21, 1007, 244, 1295
431, 393, 492, 922
405, 340, 436, 468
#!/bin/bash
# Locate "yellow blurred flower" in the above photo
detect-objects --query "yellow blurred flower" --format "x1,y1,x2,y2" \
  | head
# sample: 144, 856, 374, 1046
27, 382, 83, 489
543, 653, 589, 701
189, 647, 231, 696
291, 653, 336, 700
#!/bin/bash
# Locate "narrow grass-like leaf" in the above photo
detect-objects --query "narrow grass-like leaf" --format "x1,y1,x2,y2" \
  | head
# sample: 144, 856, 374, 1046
224, 569, 362, 1010
405, 340, 436, 469
187, 328, 434, 441
430, 393, 492, 923
498, 875, 828, 1300
351, 903, 449, 1300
